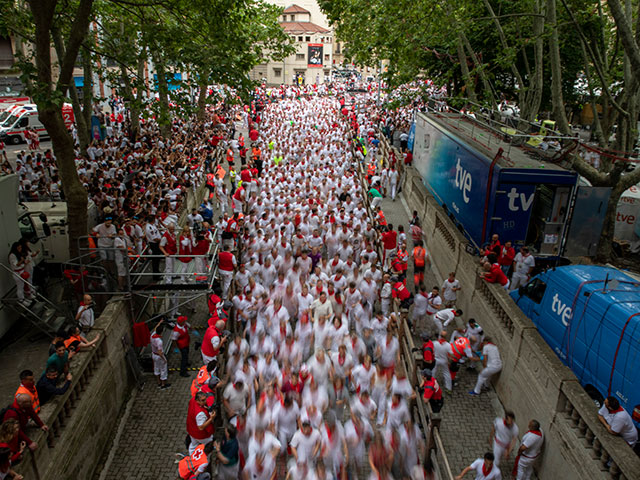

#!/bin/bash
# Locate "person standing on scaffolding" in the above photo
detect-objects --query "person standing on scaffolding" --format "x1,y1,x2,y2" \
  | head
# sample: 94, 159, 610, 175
92, 216, 116, 275
145, 215, 162, 281
159, 223, 178, 284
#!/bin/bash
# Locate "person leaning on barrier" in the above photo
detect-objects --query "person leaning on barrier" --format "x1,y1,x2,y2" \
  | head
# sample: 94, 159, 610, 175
418, 368, 443, 413
597, 396, 638, 448
214, 424, 239, 480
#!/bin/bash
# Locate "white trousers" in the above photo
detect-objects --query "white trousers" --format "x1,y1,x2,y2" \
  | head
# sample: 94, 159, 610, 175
433, 359, 452, 391
474, 365, 501, 393
164, 257, 174, 284
390, 182, 398, 199
510, 273, 528, 291
493, 439, 507, 466
515, 454, 537, 480
189, 435, 212, 455
219, 270, 234, 299
371, 196, 382, 209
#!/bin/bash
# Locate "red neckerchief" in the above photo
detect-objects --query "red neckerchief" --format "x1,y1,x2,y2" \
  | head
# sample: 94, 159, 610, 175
326, 423, 334, 443
528, 429, 542, 436
391, 401, 399, 410
609, 406, 624, 414
482, 462, 491, 477
338, 354, 345, 366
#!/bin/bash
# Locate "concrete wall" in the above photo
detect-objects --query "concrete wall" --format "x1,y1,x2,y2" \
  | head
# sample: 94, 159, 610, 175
15, 299, 134, 480
398, 162, 640, 480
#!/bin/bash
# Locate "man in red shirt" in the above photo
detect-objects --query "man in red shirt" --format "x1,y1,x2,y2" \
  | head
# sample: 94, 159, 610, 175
498, 240, 515, 275
381, 224, 397, 269
480, 261, 510, 290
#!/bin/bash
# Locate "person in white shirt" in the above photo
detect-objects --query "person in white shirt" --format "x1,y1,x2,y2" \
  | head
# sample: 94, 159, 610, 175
433, 307, 462, 333
490, 411, 519, 466
514, 420, 544, 480
290, 421, 322, 466
311, 292, 333, 323
597, 396, 638, 447
441, 271, 461, 307
470, 337, 502, 395
455, 452, 501, 480
510, 247, 535, 291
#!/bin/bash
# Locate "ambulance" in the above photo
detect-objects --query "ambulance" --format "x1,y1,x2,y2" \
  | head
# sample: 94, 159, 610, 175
0, 103, 74, 144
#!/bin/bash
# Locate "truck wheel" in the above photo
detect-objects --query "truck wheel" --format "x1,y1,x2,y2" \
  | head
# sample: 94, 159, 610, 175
585, 385, 604, 408
10, 135, 21, 145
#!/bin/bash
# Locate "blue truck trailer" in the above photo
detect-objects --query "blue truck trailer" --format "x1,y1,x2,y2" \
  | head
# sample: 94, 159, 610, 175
412, 111, 610, 257
510, 265, 640, 427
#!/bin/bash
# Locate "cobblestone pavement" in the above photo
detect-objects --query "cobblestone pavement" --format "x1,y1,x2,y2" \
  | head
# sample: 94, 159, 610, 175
377, 189, 523, 478
100, 302, 208, 480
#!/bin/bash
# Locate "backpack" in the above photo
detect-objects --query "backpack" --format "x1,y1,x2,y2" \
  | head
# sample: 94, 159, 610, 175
0, 405, 17, 421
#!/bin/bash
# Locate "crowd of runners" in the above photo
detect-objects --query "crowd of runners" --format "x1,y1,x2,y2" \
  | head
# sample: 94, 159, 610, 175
0, 82, 553, 480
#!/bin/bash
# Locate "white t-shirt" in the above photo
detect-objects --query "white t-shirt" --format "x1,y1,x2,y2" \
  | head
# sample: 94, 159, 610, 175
598, 405, 638, 446
482, 343, 502, 370
441, 278, 460, 302
468, 458, 501, 480
493, 417, 519, 449
520, 429, 544, 458
290, 428, 321, 463
514, 252, 535, 275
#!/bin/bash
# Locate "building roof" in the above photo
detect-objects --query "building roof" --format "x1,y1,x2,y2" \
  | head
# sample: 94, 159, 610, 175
282, 4, 310, 14
280, 21, 329, 34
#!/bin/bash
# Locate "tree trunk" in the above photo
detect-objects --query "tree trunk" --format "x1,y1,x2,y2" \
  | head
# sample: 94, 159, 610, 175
39, 109, 89, 259
82, 45, 93, 129
197, 74, 209, 122
153, 53, 171, 138
455, 35, 478, 104
51, 27, 90, 154
547, 0, 571, 134
28, 0, 93, 260
69, 84, 90, 154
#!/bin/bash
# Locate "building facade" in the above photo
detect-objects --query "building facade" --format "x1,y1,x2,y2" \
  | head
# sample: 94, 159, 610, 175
251, 3, 334, 86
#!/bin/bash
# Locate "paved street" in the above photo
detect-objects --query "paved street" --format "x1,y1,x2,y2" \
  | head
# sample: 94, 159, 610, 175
98, 297, 209, 480
377, 189, 524, 478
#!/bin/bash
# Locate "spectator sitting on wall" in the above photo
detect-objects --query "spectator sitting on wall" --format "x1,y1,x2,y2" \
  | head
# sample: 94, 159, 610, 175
36, 367, 72, 406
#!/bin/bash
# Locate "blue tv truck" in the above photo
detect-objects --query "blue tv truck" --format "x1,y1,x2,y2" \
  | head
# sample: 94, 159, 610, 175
411, 111, 609, 256
511, 265, 640, 426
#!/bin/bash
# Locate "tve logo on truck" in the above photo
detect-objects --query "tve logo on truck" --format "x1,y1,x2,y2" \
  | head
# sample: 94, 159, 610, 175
511, 265, 640, 425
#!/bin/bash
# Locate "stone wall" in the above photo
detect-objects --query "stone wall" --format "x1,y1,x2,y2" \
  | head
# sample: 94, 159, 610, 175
15, 299, 134, 480
400, 165, 640, 480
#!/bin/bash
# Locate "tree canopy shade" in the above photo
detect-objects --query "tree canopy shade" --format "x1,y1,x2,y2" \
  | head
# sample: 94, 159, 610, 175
319, 0, 640, 260
0, 0, 293, 258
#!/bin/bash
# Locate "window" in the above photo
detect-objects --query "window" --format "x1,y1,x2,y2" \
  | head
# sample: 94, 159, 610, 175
273, 68, 282, 78
324, 54, 330, 61
336, 43, 341, 54
305, 36, 311, 42
17, 117, 28, 128
290, 15, 295, 21
298, 36, 303, 42
296, 53, 305, 61
523, 278, 546, 304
